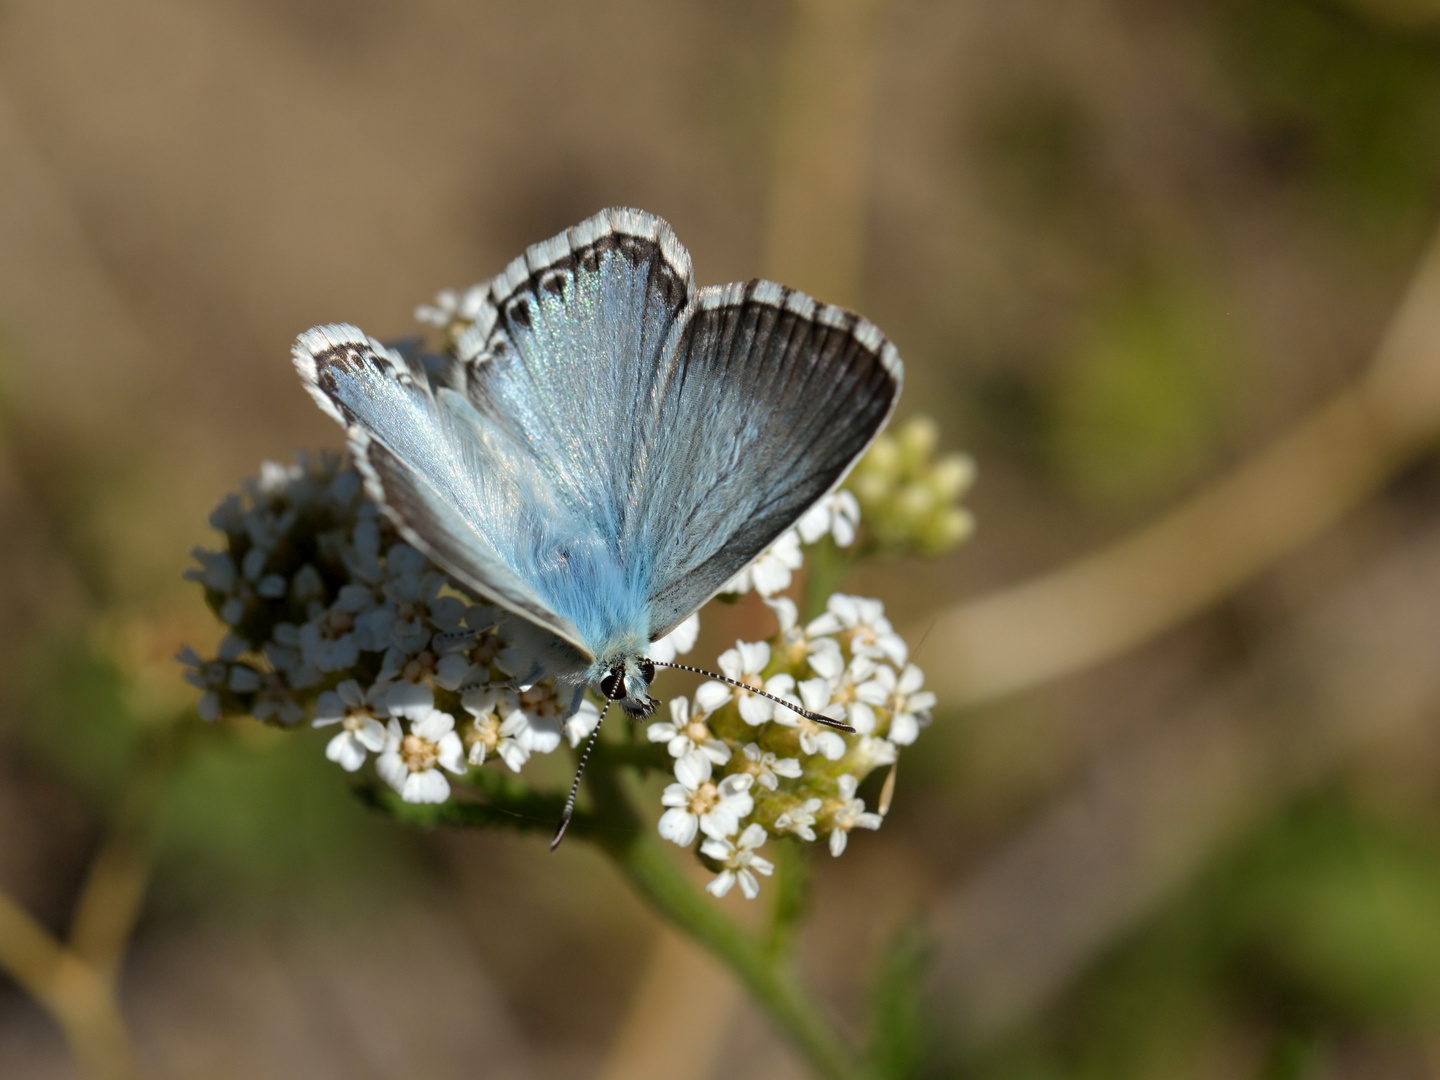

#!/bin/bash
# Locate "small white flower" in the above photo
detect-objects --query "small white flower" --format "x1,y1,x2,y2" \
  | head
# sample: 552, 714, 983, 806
462, 686, 561, 771
252, 672, 306, 726
648, 612, 700, 664
177, 645, 228, 721
779, 678, 849, 760
701, 824, 775, 899
827, 774, 882, 856
796, 490, 861, 547
737, 742, 801, 791
715, 641, 794, 726
313, 679, 389, 771
806, 593, 908, 667
722, 530, 804, 597
415, 287, 460, 327
647, 696, 731, 765
376, 701, 466, 804
298, 611, 362, 673
433, 651, 480, 691
563, 697, 603, 748
808, 650, 880, 734
851, 735, 898, 772
658, 751, 755, 846
774, 797, 823, 841
857, 662, 936, 745
416, 283, 488, 331
184, 548, 237, 592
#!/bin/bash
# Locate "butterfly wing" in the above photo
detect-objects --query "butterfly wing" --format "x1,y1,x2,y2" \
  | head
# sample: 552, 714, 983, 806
636, 281, 902, 639
291, 324, 596, 668
441, 208, 696, 656
296, 209, 900, 665
445, 210, 900, 646
449, 208, 694, 539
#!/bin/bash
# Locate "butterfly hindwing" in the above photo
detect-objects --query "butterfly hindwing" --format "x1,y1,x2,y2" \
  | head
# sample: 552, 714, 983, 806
292, 324, 594, 666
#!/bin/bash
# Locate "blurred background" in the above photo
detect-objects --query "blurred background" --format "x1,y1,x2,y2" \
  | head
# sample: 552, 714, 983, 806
5, 0, 1440, 1077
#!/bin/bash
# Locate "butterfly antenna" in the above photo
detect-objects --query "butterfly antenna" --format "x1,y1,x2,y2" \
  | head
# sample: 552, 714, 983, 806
551, 701, 609, 851
650, 660, 855, 733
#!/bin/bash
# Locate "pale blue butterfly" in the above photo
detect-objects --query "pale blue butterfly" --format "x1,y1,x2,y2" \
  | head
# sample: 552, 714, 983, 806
292, 208, 902, 842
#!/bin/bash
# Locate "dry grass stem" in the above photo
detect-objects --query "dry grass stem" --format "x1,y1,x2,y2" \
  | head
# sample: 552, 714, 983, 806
922, 223, 1440, 707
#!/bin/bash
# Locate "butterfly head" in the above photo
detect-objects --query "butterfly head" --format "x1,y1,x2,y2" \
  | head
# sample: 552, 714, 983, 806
598, 656, 658, 719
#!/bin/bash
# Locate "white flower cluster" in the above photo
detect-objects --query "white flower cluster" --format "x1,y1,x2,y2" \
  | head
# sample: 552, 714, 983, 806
651, 587, 933, 899
178, 452, 630, 805
183, 287, 960, 905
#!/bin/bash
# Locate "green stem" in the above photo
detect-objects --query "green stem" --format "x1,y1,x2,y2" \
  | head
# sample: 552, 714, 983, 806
581, 744, 871, 1080
804, 538, 857, 622
765, 837, 811, 960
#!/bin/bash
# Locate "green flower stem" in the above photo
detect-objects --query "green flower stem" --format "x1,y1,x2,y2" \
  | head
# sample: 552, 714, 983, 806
364, 772, 600, 838
580, 743, 872, 1080
804, 538, 857, 622
765, 838, 811, 960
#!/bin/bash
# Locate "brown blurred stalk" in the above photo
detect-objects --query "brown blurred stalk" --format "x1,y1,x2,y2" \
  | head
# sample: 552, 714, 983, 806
922, 223, 1440, 706
0, 891, 137, 1080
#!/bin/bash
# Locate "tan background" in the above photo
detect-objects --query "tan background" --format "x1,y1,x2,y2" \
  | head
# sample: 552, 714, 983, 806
5, 0, 1440, 1077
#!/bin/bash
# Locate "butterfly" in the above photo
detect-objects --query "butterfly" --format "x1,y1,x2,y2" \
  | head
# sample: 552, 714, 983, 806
293, 208, 902, 841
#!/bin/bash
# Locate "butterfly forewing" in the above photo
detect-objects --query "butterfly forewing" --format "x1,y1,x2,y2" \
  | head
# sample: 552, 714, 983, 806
637, 280, 902, 639
458, 209, 695, 544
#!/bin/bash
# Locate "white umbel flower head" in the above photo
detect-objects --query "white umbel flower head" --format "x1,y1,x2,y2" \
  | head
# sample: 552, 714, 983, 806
658, 751, 755, 846
312, 679, 389, 771
827, 773, 883, 856
376, 697, 466, 804
701, 824, 775, 899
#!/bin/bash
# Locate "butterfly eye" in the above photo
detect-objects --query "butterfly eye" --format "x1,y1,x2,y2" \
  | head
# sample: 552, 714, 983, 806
638, 659, 655, 685
600, 668, 625, 700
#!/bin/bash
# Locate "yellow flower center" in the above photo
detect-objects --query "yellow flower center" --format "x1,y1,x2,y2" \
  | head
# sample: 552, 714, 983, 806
466, 714, 500, 753
688, 781, 719, 816
401, 733, 439, 772
402, 650, 436, 682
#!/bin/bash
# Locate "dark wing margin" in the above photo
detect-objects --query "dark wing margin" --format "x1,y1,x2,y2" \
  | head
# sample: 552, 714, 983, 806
639, 280, 902, 639
291, 323, 594, 665
454, 206, 694, 367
